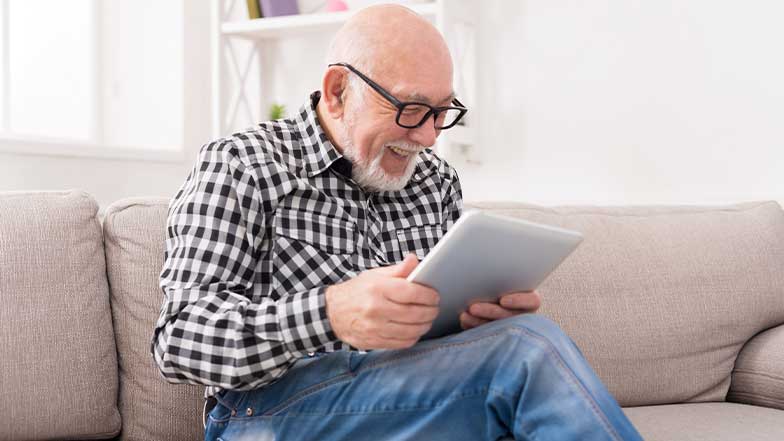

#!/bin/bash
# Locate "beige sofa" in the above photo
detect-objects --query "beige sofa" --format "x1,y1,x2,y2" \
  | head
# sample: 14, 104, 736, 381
1, 189, 783, 440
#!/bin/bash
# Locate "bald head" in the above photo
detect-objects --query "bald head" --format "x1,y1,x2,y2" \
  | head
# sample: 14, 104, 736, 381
326, 4, 453, 82
316, 5, 457, 192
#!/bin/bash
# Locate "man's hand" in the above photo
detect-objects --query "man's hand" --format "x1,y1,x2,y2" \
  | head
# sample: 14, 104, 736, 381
459, 291, 542, 330
325, 254, 440, 350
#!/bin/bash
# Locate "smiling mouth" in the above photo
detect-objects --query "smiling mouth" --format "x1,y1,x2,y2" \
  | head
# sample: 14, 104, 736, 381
387, 145, 417, 158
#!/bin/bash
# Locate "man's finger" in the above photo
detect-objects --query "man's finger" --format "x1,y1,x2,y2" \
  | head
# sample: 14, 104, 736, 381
499, 291, 542, 311
384, 281, 440, 306
376, 254, 419, 278
468, 302, 518, 321
378, 321, 432, 341
460, 311, 490, 330
387, 303, 439, 325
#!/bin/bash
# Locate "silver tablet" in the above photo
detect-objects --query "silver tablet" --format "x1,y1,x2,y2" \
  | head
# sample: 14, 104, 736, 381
407, 210, 583, 340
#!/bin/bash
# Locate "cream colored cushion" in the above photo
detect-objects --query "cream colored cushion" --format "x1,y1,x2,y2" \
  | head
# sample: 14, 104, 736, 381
623, 403, 784, 441
728, 324, 784, 410
468, 201, 784, 406
103, 198, 204, 441
0, 190, 121, 440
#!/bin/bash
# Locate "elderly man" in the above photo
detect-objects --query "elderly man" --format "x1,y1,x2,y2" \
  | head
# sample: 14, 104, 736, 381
153, 4, 642, 440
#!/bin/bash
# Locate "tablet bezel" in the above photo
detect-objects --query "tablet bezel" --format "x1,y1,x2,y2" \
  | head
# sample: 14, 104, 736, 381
406, 210, 583, 340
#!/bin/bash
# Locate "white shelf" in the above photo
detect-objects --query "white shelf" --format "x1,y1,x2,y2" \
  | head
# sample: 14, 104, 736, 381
221, 3, 437, 40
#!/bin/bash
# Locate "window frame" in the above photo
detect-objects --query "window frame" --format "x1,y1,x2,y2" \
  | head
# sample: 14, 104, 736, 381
0, 0, 187, 162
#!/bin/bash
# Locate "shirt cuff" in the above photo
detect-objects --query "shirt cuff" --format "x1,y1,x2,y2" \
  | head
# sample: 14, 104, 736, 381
277, 286, 339, 356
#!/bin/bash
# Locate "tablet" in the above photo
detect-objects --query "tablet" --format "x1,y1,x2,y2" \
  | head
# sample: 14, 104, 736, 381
407, 210, 583, 340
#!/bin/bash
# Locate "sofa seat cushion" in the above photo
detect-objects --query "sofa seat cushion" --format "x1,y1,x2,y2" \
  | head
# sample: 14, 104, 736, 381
0, 190, 121, 440
624, 402, 784, 440
468, 201, 784, 407
103, 197, 204, 441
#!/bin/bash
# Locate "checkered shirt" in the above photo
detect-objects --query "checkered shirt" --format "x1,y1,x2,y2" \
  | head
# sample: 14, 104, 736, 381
152, 92, 463, 395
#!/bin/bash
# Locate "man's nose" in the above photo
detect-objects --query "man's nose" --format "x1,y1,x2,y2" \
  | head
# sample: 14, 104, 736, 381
407, 116, 439, 148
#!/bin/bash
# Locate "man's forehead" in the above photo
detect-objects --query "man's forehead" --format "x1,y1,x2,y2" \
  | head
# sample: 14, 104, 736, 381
390, 86, 455, 106
376, 55, 455, 105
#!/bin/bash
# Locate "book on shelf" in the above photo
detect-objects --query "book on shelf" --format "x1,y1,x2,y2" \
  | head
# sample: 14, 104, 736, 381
246, 0, 262, 19
259, 0, 299, 17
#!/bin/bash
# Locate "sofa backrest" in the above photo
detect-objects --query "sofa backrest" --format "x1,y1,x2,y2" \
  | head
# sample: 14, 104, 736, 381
103, 197, 204, 441
467, 201, 784, 406
0, 190, 121, 440
5, 190, 782, 440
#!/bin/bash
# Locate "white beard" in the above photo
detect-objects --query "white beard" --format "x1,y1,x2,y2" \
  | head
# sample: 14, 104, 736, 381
337, 110, 423, 193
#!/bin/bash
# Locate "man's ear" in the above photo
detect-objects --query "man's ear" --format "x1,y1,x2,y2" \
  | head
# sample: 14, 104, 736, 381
321, 67, 348, 119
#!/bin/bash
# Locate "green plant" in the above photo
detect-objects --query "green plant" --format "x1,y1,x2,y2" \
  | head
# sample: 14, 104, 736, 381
269, 103, 286, 120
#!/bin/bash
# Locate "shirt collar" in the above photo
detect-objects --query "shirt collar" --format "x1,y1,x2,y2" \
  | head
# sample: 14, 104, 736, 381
296, 90, 436, 185
296, 91, 346, 178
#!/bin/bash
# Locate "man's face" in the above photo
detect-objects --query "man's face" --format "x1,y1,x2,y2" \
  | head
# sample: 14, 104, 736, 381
337, 65, 453, 192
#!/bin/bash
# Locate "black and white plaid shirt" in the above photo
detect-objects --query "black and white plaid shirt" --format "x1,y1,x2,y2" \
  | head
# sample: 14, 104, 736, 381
152, 92, 463, 395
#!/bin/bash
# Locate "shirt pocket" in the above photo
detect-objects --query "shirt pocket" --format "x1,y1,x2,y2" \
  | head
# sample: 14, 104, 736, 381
272, 208, 357, 292
395, 222, 444, 261
274, 208, 356, 256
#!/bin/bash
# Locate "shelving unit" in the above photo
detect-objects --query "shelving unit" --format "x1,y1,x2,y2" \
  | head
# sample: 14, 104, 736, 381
211, 0, 478, 163
222, 3, 437, 40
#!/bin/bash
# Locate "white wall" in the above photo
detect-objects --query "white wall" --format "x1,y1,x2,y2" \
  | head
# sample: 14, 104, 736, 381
3, 1, 782, 209
0, 1, 211, 209
100, 0, 184, 150
457, 0, 784, 206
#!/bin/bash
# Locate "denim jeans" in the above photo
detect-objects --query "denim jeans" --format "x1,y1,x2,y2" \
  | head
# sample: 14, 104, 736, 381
205, 314, 642, 440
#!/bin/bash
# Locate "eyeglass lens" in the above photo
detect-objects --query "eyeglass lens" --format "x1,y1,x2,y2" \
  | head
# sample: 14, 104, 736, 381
398, 103, 463, 129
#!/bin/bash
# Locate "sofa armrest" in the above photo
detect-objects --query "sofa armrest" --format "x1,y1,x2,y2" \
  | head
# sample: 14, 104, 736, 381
727, 324, 784, 410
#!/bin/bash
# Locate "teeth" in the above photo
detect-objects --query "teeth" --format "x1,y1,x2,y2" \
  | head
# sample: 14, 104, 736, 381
388, 145, 414, 157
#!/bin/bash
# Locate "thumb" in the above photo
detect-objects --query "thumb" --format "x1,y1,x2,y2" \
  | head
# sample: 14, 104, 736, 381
379, 254, 419, 278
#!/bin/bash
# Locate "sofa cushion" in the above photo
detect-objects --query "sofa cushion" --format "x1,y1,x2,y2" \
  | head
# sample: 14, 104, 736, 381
728, 324, 784, 410
0, 190, 121, 440
467, 201, 784, 407
623, 402, 784, 441
103, 197, 204, 441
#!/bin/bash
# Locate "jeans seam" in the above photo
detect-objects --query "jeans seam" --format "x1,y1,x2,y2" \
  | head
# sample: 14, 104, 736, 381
221, 319, 627, 440
515, 326, 624, 441
230, 388, 491, 422
356, 331, 512, 373
261, 373, 355, 416
487, 388, 538, 441
337, 324, 622, 439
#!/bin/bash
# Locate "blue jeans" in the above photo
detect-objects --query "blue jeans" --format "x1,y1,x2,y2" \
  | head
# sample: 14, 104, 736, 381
205, 314, 642, 440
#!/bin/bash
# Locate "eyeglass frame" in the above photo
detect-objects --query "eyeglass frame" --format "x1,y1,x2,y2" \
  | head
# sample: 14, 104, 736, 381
327, 62, 468, 130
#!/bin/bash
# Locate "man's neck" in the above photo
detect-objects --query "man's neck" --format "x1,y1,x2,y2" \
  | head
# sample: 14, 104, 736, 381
315, 99, 344, 154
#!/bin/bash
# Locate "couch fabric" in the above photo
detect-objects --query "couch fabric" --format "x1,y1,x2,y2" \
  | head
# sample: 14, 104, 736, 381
103, 198, 205, 441
2, 190, 783, 440
624, 402, 784, 441
0, 191, 121, 441
467, 201, 784, 407
727, 325, 784, 410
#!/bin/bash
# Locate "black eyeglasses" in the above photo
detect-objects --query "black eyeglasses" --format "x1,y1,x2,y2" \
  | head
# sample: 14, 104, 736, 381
328, 62, 468, 130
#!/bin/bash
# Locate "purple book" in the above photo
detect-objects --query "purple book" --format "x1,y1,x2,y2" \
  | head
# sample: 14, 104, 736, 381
259, 0, 300, 17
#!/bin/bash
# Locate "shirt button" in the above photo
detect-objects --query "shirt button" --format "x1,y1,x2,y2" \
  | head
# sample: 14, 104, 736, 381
246, 407, 254, 416
230, 409, 237, 417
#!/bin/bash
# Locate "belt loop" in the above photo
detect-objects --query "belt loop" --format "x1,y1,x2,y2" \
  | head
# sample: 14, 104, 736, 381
203, 396, 218, 429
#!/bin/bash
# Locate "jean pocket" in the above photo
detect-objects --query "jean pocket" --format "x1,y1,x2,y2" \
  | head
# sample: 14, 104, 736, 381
210, 389, 251, 423
348, 350, 368, 374
259, 351, 356, 416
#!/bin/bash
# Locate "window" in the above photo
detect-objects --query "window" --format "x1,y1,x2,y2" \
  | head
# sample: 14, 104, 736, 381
0, 0, 184, 154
